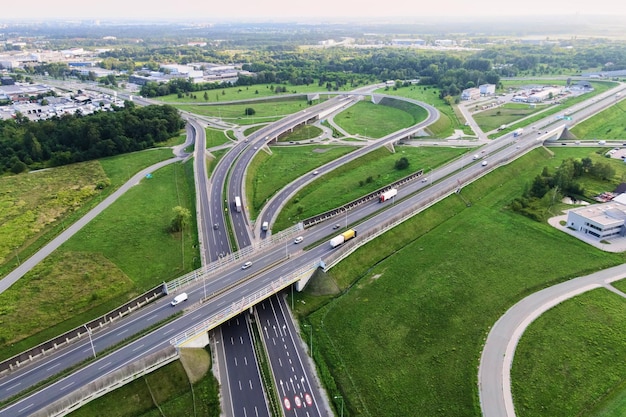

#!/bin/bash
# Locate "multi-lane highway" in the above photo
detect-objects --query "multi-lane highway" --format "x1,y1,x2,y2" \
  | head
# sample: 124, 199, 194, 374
2, 80, 625, 417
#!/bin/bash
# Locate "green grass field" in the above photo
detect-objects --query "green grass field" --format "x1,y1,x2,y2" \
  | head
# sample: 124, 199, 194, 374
297, 147, 626, 417
512, 289, 626, 417
333, 101, 419, 138
0, 148, 175, 279
174, 97, 314, 125
205, 127, 233, 148
472, 103, 546, 132
154, 82, 346, 104
571, 99, 626, 139
0, 160, 197, 357
273, 146, 469, 230
245, 145, 357, 219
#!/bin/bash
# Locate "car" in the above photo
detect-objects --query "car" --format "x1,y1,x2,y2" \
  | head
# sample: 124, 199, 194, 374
481, 161, 488, 166
537, 131, 541, 135
170, 292, 188, 306
333, 224, 341, 229
213, 223, 219, 230
294, 236, 304, 244
561, 143, 567, 145
242, 261, 253, 270
421, 177, 428, 183
312, 171, 319, 175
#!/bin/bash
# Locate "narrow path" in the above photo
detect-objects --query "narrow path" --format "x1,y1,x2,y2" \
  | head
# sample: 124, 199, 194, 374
0, 156, 183, 294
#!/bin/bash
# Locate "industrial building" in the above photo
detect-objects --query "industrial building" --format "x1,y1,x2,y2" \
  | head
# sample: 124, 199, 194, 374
461, 87, 480, 100
566, 202, 626, 240
479, 84, 496, 95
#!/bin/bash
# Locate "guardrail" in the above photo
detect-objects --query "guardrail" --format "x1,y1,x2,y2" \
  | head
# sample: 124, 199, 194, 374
0, 285, 165, 377
169, 259, 322, 347
302, 169, 424, 228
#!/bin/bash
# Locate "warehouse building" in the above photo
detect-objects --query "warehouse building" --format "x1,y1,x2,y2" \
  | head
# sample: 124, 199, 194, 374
566, 202, 626, 240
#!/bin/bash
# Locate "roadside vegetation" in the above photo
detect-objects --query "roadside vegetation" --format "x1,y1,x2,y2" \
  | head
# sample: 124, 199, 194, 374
0, 160, 197, 358
292, 147, 626, 417
472, 103, 545, 132
274, 146, 469, 230
68, 348, 220, 417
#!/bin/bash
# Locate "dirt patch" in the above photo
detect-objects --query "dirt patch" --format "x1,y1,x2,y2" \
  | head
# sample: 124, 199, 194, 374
179, 347, 211, 383
312, 148, 331, 153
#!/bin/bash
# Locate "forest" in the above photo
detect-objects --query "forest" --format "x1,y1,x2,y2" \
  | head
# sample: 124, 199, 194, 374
0, 103, 185, 174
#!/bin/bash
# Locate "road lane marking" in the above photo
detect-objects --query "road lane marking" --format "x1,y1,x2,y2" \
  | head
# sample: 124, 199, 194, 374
6, 382, 21, 391
146, 314, 158, 321
46, 363, 61, 371
98, 362, 112, 370
60, 381, 74, 391
132, 344, 145, 352
18, 403, 33, 413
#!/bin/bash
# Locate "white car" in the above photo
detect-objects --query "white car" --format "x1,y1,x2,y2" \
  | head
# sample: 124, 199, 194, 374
171, 292, 188, 306
242, 261, 253, 270
294, 236, 304, 244
312, 171, 319, 175
482, 161, 488, 166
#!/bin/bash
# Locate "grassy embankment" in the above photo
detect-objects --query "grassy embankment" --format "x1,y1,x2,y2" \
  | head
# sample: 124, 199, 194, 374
570, 98, 626, 139
68, 348, 220, 417
292, 146, 626, 417
245, 146, 357, 220
0, 154, 198, 360
333, 100, 422, 139
273, 146, 470, 230
375, 84, 465, 138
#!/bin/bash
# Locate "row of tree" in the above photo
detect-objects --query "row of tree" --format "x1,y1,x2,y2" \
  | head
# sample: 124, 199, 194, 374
0, 103, 185, 174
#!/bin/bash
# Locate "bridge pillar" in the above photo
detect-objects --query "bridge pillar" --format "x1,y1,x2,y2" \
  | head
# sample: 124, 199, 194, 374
180, 331, 209, 348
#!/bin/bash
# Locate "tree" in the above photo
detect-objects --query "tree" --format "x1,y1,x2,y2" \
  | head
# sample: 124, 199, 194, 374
244, 107, 256, 116
394, 157, 410, 170
169, 206, 191, 233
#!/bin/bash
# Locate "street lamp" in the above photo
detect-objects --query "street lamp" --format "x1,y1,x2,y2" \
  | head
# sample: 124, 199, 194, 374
334, 395, 344, 417
84, 324, 96, 359
303, 324, 313, 354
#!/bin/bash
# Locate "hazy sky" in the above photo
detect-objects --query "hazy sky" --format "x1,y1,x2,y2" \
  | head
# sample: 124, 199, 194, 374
4, 0, 626, 20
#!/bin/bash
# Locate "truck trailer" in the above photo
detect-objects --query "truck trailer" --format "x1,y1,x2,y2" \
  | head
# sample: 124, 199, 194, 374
379, 188, 398, 202
235, 196, 242, 213
513, 128, 524, 137
329, 229, 357, 248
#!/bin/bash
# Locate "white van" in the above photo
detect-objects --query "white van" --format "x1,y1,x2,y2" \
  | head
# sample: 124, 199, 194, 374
262, 221, 269, 231
171, 292, 188, 306
473, 154, 480, 160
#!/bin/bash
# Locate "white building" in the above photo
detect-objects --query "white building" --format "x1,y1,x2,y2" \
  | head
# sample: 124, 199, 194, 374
479, 84, 496, 95
527, 87, 562, 103
566, 202, 626, 240
461, 87, 480, 100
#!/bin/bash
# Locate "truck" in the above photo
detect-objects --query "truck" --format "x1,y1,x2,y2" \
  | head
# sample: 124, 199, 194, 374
513, 128, 524, 137
330, 229, 357, 248
235, 196, 242, 213
379, 188, 398, 202
472, 154, 480, 160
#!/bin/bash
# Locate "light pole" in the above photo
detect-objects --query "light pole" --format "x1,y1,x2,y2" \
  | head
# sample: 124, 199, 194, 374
84, 325, 96, 359
303, 324, 312, 353
334, 395, 344, 417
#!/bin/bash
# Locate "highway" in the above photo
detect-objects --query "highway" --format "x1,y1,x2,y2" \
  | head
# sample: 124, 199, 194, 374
1, 81, 625, 417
